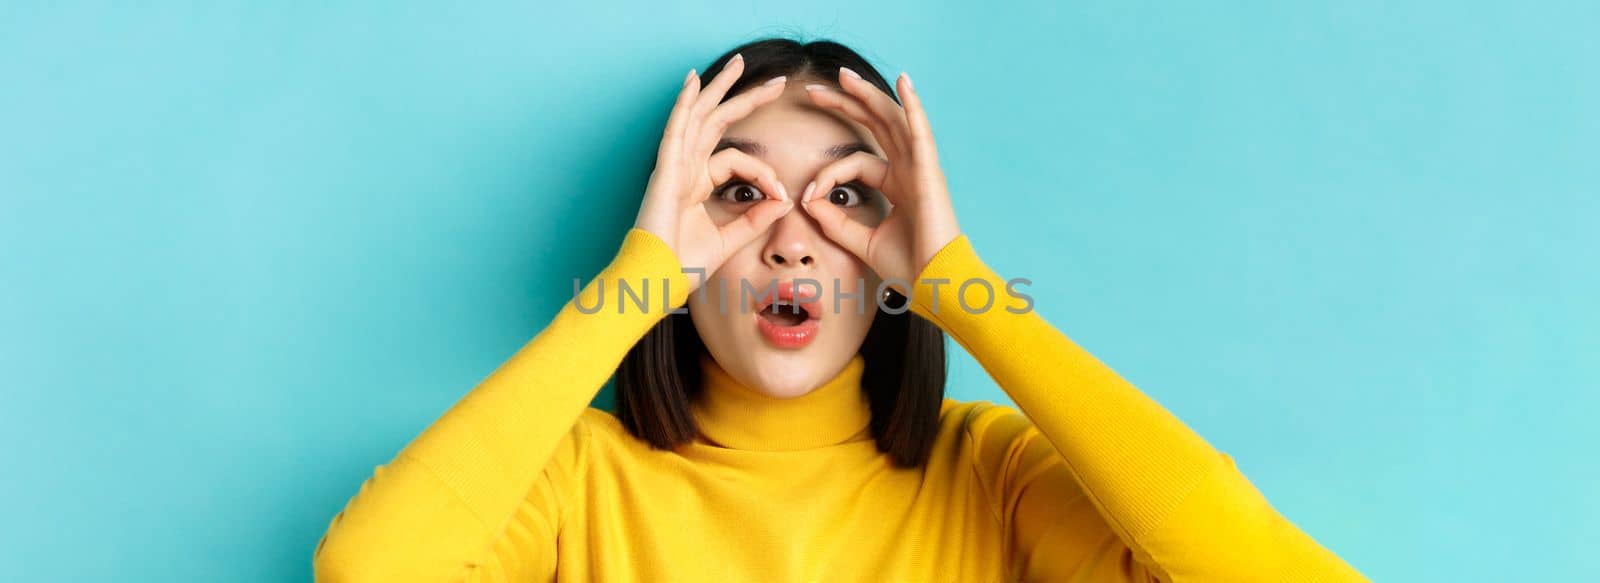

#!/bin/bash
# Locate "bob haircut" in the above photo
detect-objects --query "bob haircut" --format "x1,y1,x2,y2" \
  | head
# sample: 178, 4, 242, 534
615, 37, 948, 469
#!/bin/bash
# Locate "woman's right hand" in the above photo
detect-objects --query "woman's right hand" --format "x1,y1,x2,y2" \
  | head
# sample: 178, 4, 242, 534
632, 53, 793, 292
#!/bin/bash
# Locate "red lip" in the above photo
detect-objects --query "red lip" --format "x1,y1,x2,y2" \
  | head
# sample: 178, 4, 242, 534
756, 281, 824, 320
753, 280, 823, 349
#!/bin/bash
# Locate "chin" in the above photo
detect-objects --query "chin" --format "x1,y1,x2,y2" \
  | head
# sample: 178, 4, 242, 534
693, 301, 874, 399
743, 346, 830, 398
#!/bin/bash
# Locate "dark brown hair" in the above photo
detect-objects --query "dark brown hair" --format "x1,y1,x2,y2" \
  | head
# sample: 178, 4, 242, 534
614, 37, 948, 468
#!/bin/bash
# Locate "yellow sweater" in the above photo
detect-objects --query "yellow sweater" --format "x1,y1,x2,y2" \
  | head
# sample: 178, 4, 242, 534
313, 229, 1366, 582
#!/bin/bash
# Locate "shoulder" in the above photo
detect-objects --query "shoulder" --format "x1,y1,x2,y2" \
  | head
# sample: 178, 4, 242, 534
574, 407, 628, 443
939, 398, 1052, 474
530, 408, 628, 471
570, 407, 675, 457
940, 397, 1039, 445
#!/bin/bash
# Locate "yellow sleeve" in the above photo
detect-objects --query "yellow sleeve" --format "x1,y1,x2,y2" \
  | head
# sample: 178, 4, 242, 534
312, 228, 690, 583
910, 236, 1368, 582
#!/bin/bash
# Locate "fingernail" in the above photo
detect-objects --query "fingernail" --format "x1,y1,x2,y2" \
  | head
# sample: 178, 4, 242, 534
778, 182, 790, 201
685, 69, 696, 86
764, 75, 787, 86
901, 72, 913, 89
804, 84, 829, 92
840, 66, 861, 80
802, 181, 816, 202
732, 53, 744, 64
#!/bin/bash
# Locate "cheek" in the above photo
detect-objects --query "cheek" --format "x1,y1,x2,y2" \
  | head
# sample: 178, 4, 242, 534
821, 250, 884, 321
857, 197, 890, 227
827, 193, 890, 228
687, 254, 763, 329
828, 248, 881, 290
689, 271, 737, 322
703, 200, 743, 226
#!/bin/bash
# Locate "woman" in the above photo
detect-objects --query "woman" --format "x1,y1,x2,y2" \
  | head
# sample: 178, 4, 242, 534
313, 38, 1366, 582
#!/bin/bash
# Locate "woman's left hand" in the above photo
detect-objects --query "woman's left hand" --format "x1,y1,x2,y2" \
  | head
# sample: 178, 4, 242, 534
799, 68, 961, 291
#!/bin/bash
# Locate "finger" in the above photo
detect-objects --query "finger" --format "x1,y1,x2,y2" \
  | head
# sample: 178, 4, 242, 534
688, 53, 746, 129
802, 84, 903, 162
706, 147, 789, 204
694, 75, 788, 157
805, 150, 894, 206
658, 68, 702, 164
719, 199, 792, 251
836, 67, 913, 158
801, 193, 875, 262
666, 69, 702, 140
895, 72, 939, 165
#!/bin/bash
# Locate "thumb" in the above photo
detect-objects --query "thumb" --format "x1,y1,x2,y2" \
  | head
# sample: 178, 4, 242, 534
718, 199, 791, 250
800, 198, 874, 262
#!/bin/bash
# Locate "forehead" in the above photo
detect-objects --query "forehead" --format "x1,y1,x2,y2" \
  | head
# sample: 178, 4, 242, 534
721, 84, 882, 161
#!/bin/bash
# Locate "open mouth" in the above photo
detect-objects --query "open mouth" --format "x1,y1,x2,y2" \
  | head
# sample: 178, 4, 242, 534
753, 281, 824, 324
758, 300, 813, 326
753, 281, 823, 349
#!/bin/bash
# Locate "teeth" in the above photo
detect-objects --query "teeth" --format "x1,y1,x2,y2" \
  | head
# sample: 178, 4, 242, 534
766, 300, 807, 316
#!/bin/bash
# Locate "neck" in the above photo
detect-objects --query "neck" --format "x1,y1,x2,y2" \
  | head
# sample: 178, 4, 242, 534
691, 353, 872, 451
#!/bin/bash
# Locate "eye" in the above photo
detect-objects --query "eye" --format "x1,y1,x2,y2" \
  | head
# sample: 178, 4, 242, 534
826, 183, 865, 207
714, 181, 766, 204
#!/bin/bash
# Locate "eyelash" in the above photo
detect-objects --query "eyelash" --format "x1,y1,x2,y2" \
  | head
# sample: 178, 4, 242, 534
713, 181, 768, 204
713, 180, 873, 207
823, 182, 869, 208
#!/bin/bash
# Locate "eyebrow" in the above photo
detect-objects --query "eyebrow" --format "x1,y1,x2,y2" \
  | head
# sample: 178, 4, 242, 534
714, 137, 878, 160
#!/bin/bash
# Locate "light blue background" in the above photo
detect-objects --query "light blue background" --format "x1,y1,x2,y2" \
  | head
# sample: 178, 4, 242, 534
3, 2, 1596, 581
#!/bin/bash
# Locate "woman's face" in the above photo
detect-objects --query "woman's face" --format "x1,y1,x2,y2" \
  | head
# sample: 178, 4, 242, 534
688, 77, 890, 398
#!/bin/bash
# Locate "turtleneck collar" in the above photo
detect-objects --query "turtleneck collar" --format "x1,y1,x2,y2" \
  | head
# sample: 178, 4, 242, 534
691, 353, 873, 451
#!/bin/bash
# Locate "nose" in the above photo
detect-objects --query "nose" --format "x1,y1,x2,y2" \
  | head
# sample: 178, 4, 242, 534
760, 207, 819, 269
